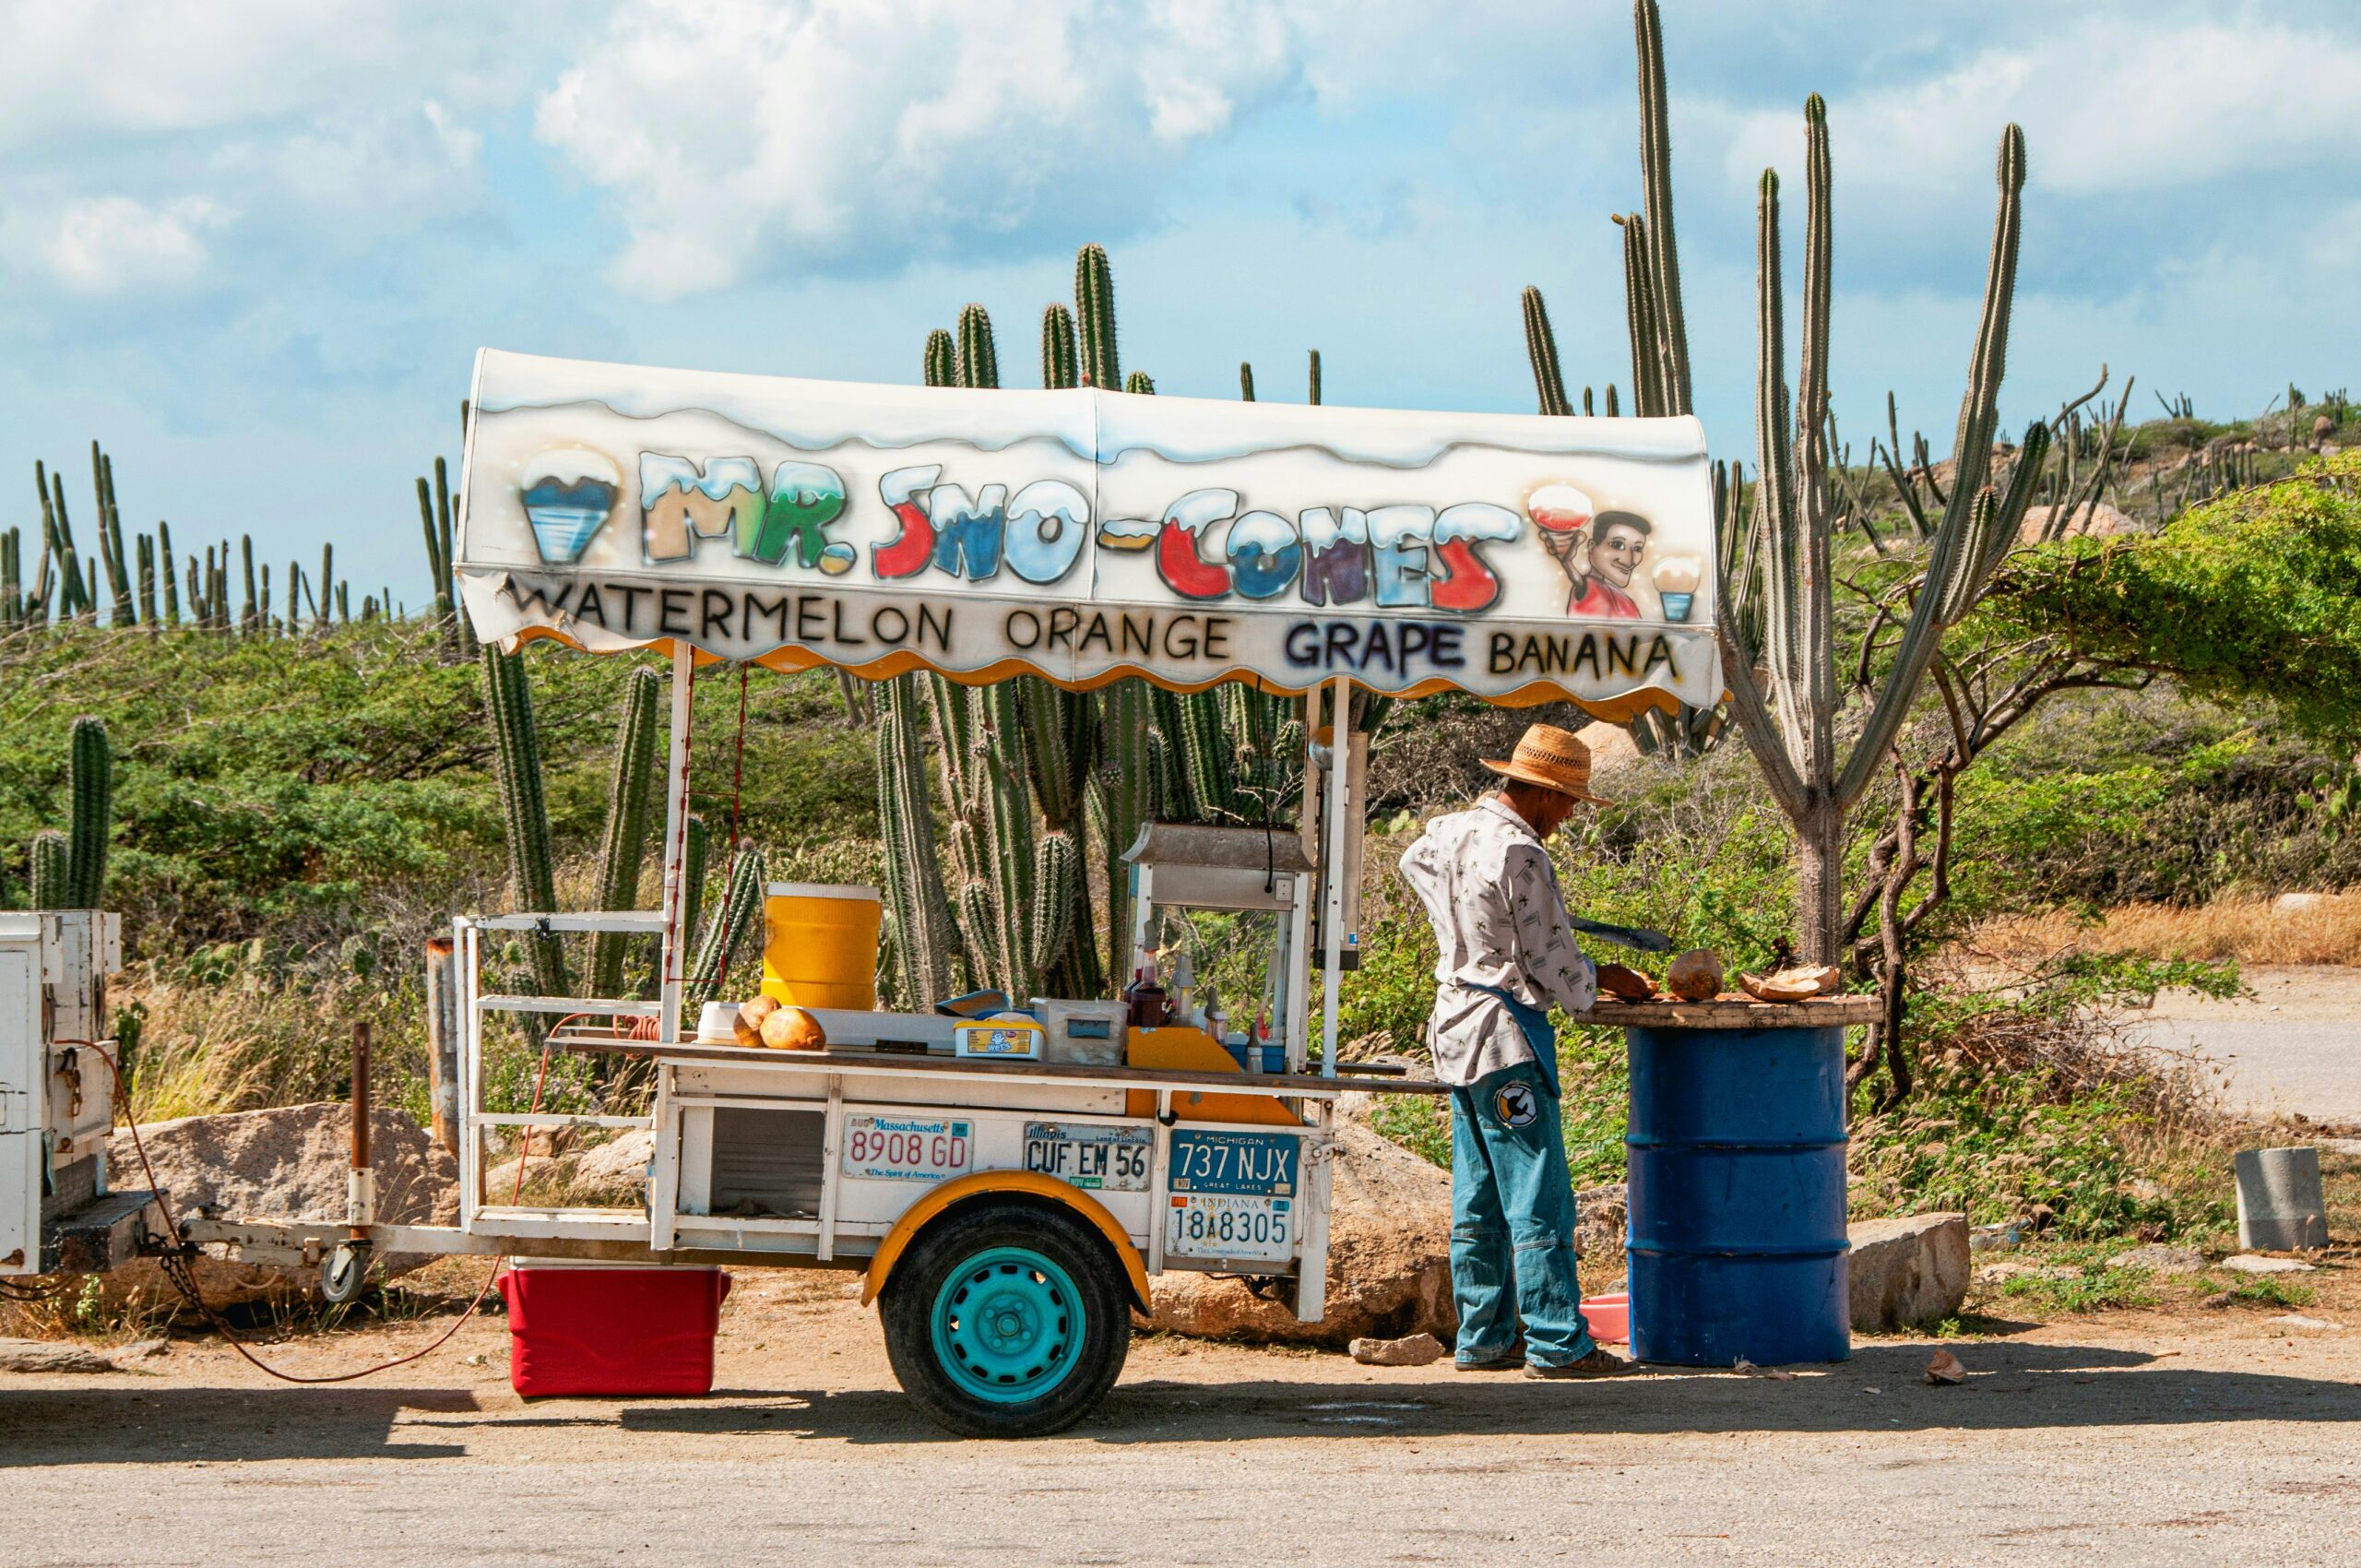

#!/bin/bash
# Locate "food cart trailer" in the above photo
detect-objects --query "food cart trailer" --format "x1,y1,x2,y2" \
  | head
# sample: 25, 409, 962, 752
72, 350, 1725, 1435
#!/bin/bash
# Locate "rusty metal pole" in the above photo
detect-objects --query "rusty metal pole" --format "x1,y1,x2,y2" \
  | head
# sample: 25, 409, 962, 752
348, 1020, 374, 1239
424, 935, 459, 1154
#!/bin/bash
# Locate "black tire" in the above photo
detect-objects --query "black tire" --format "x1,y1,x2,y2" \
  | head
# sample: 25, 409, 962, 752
879, 1200, 1133, 1438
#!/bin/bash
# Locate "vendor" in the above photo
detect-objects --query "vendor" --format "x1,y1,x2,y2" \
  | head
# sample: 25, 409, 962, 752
1397, 722, 1642, 1379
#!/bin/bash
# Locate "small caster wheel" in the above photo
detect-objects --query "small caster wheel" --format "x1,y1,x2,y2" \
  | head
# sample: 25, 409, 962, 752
320, 1241, 371, 1304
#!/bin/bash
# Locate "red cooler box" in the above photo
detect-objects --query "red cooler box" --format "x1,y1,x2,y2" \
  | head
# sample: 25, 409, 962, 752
498, 1262, 732, 1397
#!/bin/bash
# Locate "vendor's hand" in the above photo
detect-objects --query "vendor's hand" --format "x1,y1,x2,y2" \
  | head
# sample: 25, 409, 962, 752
1596, 962, 1655, 1001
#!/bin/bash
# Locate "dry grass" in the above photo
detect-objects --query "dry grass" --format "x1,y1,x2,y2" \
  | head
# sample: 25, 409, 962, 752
1975, 895, 2361, 967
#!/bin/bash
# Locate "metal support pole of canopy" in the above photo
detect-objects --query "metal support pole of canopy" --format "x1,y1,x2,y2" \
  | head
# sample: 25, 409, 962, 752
657, 641, 694, 1043
1319, 674, 1351, 1077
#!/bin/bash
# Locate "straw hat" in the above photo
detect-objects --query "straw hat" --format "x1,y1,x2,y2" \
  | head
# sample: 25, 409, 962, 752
1481, 723, 1610, 804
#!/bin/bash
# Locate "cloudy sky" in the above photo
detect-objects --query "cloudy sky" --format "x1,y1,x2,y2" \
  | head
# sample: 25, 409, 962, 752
4, 0, 2355, 598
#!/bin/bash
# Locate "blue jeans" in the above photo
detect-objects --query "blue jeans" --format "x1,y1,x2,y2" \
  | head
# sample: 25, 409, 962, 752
1449, 1059, 1594, 1369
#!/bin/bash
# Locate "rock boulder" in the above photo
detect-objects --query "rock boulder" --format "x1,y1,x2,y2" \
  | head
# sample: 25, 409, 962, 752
1148, 1120, 1455, 1347
101, 1102, 457, 1308
1848, 1211, 1969, 1332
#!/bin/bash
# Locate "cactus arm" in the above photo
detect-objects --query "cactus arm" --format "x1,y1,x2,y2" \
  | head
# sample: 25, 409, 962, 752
877, 674, 958, 1005
1097, 680, 1153, 974
979, 681, 1040, 998
1632, 0, 1692, 414
1931, 124, 2028, 541
481, 645, 569, 996
1308, 349, 1322, 406
1750, 170, 1806, 772
1041, 305, 1078, 390
1614, 214, 1666, 418
1521, 286, 1572, 416
923, 328, 955, 388
30, 831, 69, 910
1831, 124, 2027, 813
1124, 371, 1155, 396
1793, 96, 1838, 787
1075, 244, 1120, 390
956, 303, 1000, 390
1874, 410, 1935, 541
1240, 362, 1255, 401
684, 844, 766, 1013
65, 717, 113, 909
1177, 690, 1238, 822
590, 666, 663, 996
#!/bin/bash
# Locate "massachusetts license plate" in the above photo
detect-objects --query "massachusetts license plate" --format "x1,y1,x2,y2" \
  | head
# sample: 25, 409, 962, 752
1166, 1193, 1293, 1262
841, 1114, 972, 1182
1023, 1123, 1150, 1192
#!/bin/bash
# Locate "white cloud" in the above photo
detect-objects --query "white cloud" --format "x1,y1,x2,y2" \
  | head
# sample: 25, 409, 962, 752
1722, 18, 2361, 202
42, 196, 227, 295
533, 0, 1328, 299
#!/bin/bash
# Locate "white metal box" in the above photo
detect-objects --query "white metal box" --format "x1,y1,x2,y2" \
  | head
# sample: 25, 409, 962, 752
1028, 997, 1128, 1067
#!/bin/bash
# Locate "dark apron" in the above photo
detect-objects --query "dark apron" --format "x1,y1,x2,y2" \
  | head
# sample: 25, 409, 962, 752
1465, 981, 1560, 1099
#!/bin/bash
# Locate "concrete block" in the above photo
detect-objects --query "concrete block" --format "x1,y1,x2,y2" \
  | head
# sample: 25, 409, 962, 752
1847, 1212, 1969, 1332
2236, 1146, 2328, 1252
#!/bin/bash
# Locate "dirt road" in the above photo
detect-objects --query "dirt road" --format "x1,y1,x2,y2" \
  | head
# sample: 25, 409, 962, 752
2137, 967, 2361, 1125
6, 1270, 2358, 1567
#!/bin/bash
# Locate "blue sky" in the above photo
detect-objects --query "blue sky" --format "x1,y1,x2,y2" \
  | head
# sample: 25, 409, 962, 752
4, 0, 2356, 600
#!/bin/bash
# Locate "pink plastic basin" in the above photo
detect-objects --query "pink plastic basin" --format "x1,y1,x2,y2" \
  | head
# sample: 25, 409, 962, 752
1582, 1291, 1630, 1345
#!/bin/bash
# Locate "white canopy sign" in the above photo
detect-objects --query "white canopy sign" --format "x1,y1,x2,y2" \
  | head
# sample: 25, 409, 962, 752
456, 350, 1721, 711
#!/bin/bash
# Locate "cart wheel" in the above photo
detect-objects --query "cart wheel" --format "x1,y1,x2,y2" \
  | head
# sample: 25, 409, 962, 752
880, 1201, 1131, 1438
318, 1241, 370, 1305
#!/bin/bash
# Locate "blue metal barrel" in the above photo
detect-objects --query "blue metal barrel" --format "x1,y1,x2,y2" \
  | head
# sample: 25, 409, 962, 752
1624, 1024, 1850, 1366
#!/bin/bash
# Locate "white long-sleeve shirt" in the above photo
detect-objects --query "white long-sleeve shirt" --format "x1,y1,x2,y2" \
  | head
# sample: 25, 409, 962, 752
1397, 795, 1598, 1087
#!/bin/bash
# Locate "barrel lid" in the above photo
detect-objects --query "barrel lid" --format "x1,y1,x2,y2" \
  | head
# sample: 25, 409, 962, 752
764, 882, 882, 902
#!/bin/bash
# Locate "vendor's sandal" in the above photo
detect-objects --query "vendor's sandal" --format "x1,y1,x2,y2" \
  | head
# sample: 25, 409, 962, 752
1523, 1348, 1637, 1380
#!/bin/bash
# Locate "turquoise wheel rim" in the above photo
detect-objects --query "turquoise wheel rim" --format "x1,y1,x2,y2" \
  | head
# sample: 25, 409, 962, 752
929, 1245, 1086, 1405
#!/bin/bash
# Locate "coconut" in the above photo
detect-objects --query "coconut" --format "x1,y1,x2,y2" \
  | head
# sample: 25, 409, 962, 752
734, 995, 780, 1047
1597, 964, 1655, 1002
1738, 965, 1844, 1003
1665, 949, 1723, 1002
760, 1004, 827, 1051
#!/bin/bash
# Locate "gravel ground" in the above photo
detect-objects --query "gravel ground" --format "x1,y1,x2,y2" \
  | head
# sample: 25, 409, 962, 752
4, 1266, 2357, 1567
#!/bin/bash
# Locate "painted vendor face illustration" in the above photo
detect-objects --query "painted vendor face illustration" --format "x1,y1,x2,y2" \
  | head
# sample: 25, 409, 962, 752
1526, 482, 1651, 619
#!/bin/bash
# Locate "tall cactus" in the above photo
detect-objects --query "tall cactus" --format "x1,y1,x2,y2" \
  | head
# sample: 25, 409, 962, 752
1720, 91, 2043, 962
159, 520, 179, 625
923, 328, 955, 388
1097, 677, 1155, 980
589, 667, 663, 997
2, 527, 19, 628
1631, 0, 1693, 416
64, 717, 112, 909
684, 842, 766, 1013
136, 534, 157, 624
29, 831, 68, 910
680, 811, 710, 982
1522, 287, 1572, 416
239, 534, 258, 634
955, 304, 999, 389
481, 644, 568, 996
1041, 304, 1078, 389
877, 674, 959, 1005
1240, 362, 1256, 401
1075, 244, 1120, 391
1308, 349, 1323, 406
93, 445, 135, 627
1614, 213, 1668, 417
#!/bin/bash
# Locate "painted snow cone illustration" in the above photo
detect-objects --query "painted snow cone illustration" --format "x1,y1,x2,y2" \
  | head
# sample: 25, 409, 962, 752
519, 449, 622, 564
1653, 555, 1703, 621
